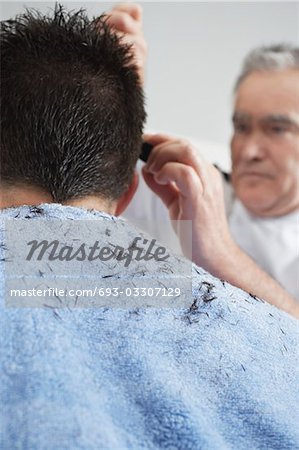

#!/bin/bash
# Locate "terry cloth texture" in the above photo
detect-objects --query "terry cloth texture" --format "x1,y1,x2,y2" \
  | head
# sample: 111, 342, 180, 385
0, 204, 298, 450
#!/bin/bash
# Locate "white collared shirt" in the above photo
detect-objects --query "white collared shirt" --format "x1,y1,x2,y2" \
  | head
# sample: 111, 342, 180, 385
229, 199, 299, 301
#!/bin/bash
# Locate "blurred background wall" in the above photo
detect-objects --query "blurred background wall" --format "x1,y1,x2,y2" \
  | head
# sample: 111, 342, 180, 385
1, 1, 298, 164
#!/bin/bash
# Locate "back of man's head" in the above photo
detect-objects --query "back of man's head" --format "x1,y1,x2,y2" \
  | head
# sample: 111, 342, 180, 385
0, 5, 146, 203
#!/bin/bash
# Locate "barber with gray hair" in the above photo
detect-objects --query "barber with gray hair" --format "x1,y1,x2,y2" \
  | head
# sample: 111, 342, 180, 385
107, 5, 299, 319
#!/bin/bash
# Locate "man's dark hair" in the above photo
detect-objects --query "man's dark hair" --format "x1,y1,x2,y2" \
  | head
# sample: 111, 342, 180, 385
0, 4, 146, 202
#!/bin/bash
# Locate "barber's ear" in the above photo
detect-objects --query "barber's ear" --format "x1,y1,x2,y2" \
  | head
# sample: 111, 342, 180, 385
114, 172, 139, 216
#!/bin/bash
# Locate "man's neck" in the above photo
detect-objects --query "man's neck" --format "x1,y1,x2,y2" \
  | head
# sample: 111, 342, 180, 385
0, 185, 52, 209
0, 185, 113, 213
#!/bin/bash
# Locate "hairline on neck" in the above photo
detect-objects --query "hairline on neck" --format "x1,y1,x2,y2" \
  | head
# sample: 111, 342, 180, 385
0, 183, 114, 213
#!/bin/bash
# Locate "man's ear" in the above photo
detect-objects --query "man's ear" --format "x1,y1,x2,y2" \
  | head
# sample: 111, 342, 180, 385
114, 172, 139, 216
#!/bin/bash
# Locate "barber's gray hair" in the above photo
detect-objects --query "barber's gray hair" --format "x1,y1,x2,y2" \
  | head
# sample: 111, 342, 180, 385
234, 44, 299, 92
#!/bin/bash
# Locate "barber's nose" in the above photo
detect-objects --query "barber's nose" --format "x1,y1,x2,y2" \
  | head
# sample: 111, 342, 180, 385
240, 136, 266, 161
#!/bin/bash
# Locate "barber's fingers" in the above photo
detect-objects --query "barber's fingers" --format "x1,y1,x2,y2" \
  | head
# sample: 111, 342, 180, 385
143, 133, 177, 147
143, 162, 204, 220
111, 3, 143, 22
145, 142, 198, 171
155, 162, 203, 196
104, 6, 146, 84
145, 141, 212, 190
105, 10, 142, 35
143, 134, 204, 172
154, 162, 204, 221
142, 165, 179, 209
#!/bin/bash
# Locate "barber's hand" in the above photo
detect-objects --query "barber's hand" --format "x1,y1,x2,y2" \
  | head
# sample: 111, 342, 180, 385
142, 134, 236, 273
104, 3, 147, 85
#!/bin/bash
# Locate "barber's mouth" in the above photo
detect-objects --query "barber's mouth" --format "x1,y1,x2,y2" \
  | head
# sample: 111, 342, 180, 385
240, 172, 273, 179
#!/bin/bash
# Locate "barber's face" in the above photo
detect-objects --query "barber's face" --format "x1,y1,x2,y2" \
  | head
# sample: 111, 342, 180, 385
231, 69, 299, 217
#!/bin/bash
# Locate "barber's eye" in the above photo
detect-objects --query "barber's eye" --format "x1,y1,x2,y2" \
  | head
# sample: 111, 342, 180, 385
269, 125, 287, 135
234, 123, 249, 134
